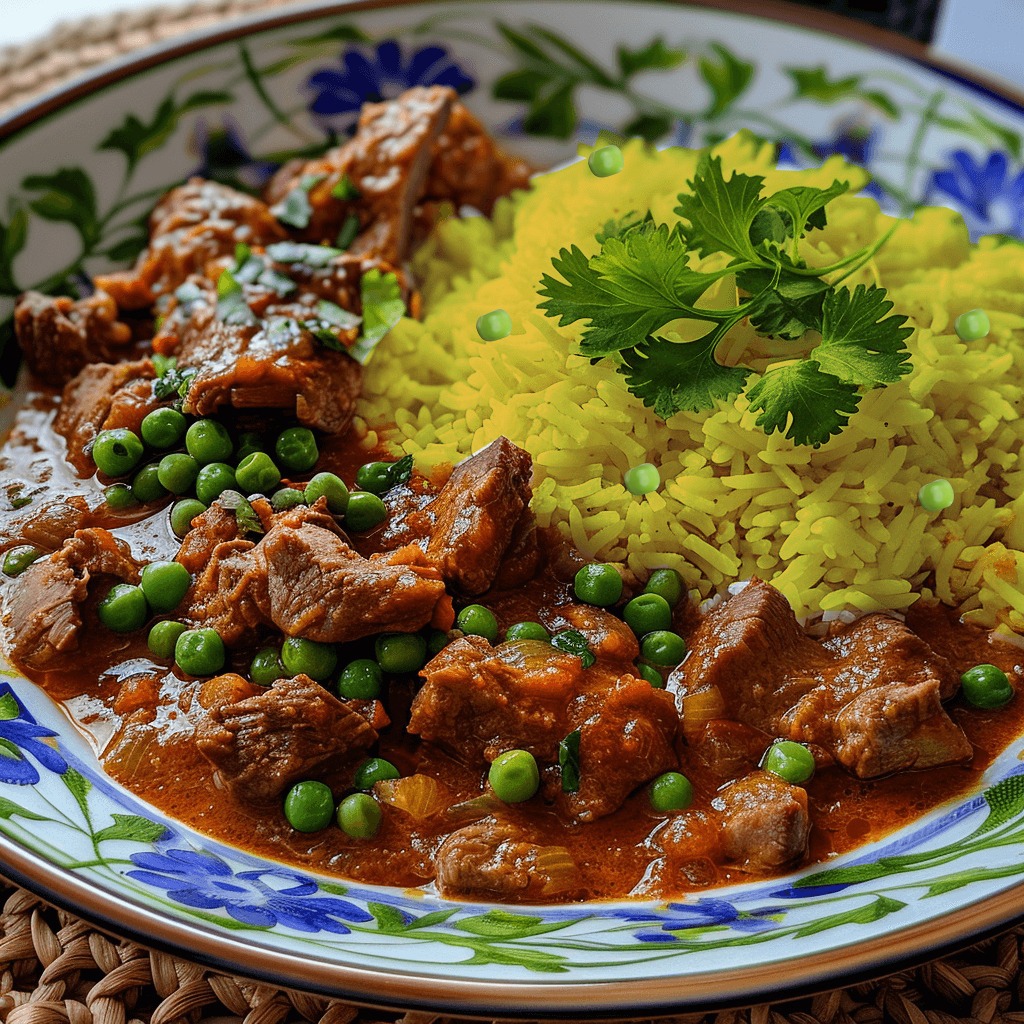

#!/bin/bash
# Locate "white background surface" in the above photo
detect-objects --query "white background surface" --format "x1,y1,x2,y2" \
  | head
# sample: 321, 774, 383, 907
3, 0, 1024, 91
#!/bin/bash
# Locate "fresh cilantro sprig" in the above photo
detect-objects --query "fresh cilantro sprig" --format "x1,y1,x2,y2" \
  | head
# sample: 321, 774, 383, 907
538, 151, 910, 446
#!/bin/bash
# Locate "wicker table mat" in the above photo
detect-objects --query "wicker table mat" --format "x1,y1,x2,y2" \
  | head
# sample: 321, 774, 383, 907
3, 2, 1024, 1022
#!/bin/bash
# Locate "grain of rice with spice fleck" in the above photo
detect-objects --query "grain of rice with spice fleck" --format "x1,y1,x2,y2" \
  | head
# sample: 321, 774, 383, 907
354, 134, 1024, 634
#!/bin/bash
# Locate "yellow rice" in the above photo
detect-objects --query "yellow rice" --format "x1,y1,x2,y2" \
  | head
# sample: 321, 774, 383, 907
355, 134, 1024, 634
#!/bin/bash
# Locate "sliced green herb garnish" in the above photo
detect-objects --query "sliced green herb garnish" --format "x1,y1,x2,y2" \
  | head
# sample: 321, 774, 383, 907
335, 213, 360, 250
265, 241, 344, 269
300, 299, 363, 350
551, 629, 596, 668
558, 729, 581, 793
270, 173, 325, 229
349, 269, 405, 365
215, 267, 258, 326
331, 174, 361, 201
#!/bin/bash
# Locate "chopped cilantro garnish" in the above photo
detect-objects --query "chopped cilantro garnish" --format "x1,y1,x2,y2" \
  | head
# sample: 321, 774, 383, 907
218, 490, 265, 536
270, 173, 324, 229
349, 269, 405, 365
300, 299, 362, 350
215, 267, 258, 326
265, 241, 343, 269
551, 629, 596, 668
331, 173, 361, 201
152, 356, 197, 401
538, 144, 909, 446
335, 213, 360, 251
386, 453, 414, 488
558, 729, 581, 793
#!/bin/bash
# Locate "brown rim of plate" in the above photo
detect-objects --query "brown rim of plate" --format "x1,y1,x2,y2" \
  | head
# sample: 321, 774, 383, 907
2, 0, 1024, 1015
1, 0, 1024, 143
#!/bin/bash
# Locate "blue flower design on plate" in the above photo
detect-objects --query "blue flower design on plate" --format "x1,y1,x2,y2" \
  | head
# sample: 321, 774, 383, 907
126, 849, 375, 932
190, 115, 280, 192
620, 897, 783, 942
926, 149, 1024, 240
0, 683, 68, 785
778, 118, 885, 200
306, 41, 474, 132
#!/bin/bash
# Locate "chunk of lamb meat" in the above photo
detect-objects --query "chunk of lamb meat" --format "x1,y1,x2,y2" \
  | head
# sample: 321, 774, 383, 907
434, 819, 580, 902
670, 578, 971, 778
253, 513, 453, 643
14, 291, 134, 387
169, 302, 362, 434
2, 529, 139, 669
713, 770, 811, 872
425, 437, 535, 595
95, 179, 286, 305
409, 635, 584, 762
54, 359, 157, 476
195, 674, 376, 802
264, 86, 454, 257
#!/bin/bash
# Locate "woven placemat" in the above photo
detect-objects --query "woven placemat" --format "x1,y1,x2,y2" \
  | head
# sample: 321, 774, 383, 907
3, 3, 1024, 1022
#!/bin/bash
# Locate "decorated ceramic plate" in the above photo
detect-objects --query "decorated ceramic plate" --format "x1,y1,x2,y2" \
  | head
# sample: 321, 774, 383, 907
2, 0, 1024, 1015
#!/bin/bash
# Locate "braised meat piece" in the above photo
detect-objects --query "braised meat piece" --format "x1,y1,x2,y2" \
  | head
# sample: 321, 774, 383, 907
54, 359, 156, 476
548, 603, 639, 667
2, 529, 139, 669
14, 290, 135, 387
97, 179, 286, 305
425, 437, 534, 595
196, 674, 376, 802
409, 636, 583, 762
562, 675, 678, 822
253, 516, 452, 643
171, 304, 363, 434
713, 770, 811, 872
265, 86, 454, 258
13, 498, 90, 552
671, 579, 971, 778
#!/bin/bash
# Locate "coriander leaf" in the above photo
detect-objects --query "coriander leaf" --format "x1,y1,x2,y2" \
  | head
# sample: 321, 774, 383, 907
386, 454, 414, 488
762, 181, 849, 238
335, 212, 360, 250
152, 353, 176, 378
811, 284, 913, 387
350, 269, 405, 365
265, 241, 343, 268
331, 173, 361, 201
270, 173, 324, 229
300, 299, 362, 350
558, 729, 581, 793
153, 366, 197, 401
748, 207, 791, 250
219, 490, 265, 535
538, 224, 723, 357
616, 38, 685, 79
619, 321, 752, 418
746, 360, 860, 446
785, 66, 898, 118
215, 268, 257, 326
551, 629, 595, 668
674, 154, 766, 262
739, 267, 829, 339
698, 43, 754, 119
594, 210, 653, 244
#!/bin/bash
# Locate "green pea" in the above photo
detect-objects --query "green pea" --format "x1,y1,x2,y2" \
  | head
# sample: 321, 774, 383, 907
174, 627, 226, 676
131, 463, 169, 504
426, 628, 451, 656
337, 792, 382, 838
275, 426, 319, 473
504, 621, 550, 642
918, 478, 955, 512
640, 630, 686, 667
352, 757, 400, 790
235, 431, 264, 463
148, 620, 187, 659
170, 498, 207, 538
574, 563, 623, 606
375, 633, 427, 674
355, 461, 395, 495
649, 771, 694, 812
960, 663, 1014, 709
281, 636, 338, 683
92, 428, 144, 478
140, 407, 187, 449
139, 560, 192, 613
336, 658, 384, 700
250, 647, 286, 686
104, 483, 138, 510
637, 662, 665, 688
643, 568, 684, 608
954, 308, 990, 342
2, 545, 43, 578
623, 593, 673, 636
588, 144, 624, 177
624, 462, 660, 495
157, 453, 200, 495
456, 604, 499, 643
475, 309, 512, 341
236, 452, 281, 495
761, 740, 816, 784
98, 583, 148, 633
195, 462, 237, 505
304, 472, 349, 513
185, 419, 233, 465
271, 487, 307, 511
488, 749, 540, 803
284, 780, 335, 832
345, 491, 387, 532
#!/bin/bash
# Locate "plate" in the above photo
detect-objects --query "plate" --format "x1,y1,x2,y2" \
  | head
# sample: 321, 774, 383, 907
2, 1, 1024, 1014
